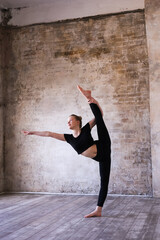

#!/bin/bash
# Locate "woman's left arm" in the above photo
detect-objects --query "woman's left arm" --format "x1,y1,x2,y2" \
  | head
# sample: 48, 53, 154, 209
89, 118, 96, 129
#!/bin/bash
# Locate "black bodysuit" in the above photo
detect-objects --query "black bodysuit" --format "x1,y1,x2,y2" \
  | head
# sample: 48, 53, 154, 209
64, 103, 111, 207
64, 123, 95, 155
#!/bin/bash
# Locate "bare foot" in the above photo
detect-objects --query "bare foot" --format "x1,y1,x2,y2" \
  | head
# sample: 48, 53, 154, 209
77, 85, 92, 100
84, 208, 102, 218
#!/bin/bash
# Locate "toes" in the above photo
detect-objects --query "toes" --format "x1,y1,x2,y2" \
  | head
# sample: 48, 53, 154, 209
84, 211, 101, 218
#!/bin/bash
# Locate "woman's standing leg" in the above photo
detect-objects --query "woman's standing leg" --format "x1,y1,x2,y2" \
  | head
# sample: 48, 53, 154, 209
98, 157, 111, 207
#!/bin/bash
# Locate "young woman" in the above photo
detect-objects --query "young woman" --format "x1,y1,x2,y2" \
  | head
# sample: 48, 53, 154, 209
23, 85, 111, 218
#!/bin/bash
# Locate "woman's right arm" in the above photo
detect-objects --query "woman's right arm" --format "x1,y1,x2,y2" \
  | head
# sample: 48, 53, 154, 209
23, 131, 66, 141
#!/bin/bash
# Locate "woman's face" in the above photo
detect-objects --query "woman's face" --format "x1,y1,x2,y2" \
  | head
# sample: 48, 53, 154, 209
67, 116, 79, 130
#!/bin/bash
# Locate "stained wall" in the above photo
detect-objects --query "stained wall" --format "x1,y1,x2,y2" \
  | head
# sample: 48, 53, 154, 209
3, 10, 152, 195
145, 0, 160, 197
6, 0, 144, 26
0, 26, 4, 192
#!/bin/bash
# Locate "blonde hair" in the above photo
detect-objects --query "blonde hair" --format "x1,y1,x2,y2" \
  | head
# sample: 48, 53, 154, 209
70, 114, 82, 128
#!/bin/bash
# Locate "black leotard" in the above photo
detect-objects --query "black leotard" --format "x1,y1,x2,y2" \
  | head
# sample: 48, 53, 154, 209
64, 123, 95, 154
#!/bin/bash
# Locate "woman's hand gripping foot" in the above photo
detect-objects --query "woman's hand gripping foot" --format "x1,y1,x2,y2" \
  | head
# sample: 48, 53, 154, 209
77, 85, 92, 101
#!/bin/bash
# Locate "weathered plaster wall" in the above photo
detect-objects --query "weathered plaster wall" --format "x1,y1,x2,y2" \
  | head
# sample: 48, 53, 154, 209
4, 0, 144, 27
4, 11, 151, 195
145, 0, 160, 197
0, 26, 4, 192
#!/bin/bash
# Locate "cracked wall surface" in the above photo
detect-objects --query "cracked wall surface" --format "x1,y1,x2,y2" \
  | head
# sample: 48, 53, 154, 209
3, 11, 152, 195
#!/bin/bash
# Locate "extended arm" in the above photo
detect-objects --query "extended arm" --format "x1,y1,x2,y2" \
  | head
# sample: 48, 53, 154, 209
89, 118, 96, 129
23, 131, 65, 141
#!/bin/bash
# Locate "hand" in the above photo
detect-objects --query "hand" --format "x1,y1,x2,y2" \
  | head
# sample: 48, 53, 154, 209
23, 131, 31, 136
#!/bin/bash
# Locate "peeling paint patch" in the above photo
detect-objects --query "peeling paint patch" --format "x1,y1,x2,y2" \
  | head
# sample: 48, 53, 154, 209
1, 9, 12, 26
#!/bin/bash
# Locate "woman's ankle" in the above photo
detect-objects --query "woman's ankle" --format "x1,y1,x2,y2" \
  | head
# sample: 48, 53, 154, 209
88, 97, 98, 104
96, 206, 102, 213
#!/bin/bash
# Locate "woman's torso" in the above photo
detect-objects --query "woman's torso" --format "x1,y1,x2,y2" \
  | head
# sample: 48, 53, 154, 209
81, 144, 97, 159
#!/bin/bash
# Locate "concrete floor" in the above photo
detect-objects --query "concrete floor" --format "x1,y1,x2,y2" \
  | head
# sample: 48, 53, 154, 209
0, 193, 160, 240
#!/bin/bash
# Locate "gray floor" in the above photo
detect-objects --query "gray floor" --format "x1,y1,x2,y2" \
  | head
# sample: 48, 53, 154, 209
0, 193, 160, 240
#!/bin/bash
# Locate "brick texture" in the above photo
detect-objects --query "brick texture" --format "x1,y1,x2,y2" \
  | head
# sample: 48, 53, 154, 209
4, 11, 152, 195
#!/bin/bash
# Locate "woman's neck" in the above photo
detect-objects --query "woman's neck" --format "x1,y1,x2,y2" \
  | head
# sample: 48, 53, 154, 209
72, 127, 81, 138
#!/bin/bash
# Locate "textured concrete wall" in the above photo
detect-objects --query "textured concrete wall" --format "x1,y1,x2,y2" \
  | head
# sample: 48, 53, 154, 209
4, 11, 151, 195
145, 0, 160, 197
0, 27, 4, 192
